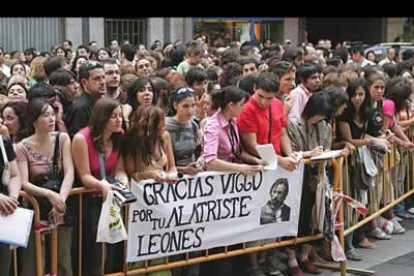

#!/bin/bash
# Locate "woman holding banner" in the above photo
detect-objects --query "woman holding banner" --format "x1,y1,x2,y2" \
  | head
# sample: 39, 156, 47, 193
124, 104, 177, 276
165, 87, 204, 276
201, 86, 266, 173
166, 87, 203, 176
200, 86, 270, 276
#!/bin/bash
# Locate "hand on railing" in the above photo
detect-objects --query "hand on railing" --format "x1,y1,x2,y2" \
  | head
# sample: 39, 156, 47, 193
48, 207, 64, 225
371, 138, 391, 152
46, 190, 66, 214
308, 146, 324, 157
400, 141, 414, 150
100, 179, 124, 199
343, 142, 356, 155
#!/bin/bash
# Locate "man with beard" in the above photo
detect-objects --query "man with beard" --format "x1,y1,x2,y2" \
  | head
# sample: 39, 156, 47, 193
65, 61, 106, 137
103, 59, 126, 103
261, 178, 291, 224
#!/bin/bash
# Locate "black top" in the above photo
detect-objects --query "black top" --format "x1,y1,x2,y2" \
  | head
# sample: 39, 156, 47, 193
65, 92, 95, 138
338, 109, 366, 140
0, 137, 17, 193
366, 100, 383, 138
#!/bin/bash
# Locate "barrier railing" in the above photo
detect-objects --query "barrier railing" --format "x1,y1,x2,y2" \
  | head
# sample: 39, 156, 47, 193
9, 148, 414, 276
10, 190, 54, 276
326, 145, 414, 276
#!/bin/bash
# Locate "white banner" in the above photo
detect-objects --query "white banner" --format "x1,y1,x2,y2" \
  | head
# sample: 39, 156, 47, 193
127, 162, 304, 262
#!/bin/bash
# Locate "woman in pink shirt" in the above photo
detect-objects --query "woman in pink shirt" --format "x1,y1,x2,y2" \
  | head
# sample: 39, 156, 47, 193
202, 86, 266, 175
201, 86, 270, 276
72, 97, 128, 275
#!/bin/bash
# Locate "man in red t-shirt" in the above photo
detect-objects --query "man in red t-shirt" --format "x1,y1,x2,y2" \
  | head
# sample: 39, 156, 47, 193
238, 73, 299, 276
238, 73, 298, 171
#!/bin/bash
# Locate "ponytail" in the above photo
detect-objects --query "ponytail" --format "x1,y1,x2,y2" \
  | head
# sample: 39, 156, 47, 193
211, 88, 225, 109
211, 86, 249, 110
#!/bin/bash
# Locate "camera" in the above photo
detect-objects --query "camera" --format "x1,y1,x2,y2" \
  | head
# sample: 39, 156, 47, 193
106, 176, 137, 205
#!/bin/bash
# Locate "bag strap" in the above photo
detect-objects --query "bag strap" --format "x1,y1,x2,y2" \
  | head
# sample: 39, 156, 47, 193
360, 118, 368, 139
227, 120, 242, 161
98, 152, 106, 180
52, 132, 60, 173
0, 136, 9, 166
191, 119, 199, 146
268, 104, 272, 144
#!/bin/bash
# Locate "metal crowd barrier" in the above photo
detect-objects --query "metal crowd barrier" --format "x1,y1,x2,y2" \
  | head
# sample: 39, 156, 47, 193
317, 145, 414, 276
10, 149, 414, 276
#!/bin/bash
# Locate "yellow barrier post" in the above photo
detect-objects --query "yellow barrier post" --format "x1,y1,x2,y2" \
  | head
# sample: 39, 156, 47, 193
50, 228, 58, 275
18, 191, 44, 276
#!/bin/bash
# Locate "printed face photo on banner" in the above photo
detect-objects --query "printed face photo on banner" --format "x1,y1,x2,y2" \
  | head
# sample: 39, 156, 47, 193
127, 163, 304, 262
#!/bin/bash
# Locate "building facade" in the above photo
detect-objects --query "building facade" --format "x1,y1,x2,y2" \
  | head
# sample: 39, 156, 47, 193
0, 17, 409, 52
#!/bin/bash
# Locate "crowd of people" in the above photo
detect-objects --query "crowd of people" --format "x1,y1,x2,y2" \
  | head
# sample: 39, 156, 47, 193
0, 35, 414, 276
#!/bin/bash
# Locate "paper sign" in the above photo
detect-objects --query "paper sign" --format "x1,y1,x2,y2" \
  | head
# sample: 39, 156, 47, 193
0, 207, 33, 247
256, 144, 278, 170
310, 150, 342, 161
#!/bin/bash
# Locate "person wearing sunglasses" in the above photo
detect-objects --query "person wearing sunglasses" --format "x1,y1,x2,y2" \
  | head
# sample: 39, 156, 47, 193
167, 87, 203, 175
65, 61, 106, 138
165, 86, 204, 276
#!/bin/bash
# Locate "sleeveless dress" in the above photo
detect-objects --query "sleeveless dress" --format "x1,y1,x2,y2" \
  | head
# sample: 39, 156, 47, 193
128, 147, 172, 276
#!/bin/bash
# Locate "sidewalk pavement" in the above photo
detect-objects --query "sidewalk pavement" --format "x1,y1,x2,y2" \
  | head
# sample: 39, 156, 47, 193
312, 219, 414, 276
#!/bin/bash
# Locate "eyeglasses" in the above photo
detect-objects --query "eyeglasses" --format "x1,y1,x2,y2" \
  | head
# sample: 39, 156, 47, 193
138, 63, 151, 70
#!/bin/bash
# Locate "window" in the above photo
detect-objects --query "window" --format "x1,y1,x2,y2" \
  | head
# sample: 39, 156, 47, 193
104, 18, 147, 47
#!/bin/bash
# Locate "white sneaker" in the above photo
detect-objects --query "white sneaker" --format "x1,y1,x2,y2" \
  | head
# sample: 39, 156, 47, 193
394, 216, 403, 222
407, 207, 414, 215
392, 217, 406, 235
383, 219, 394, 235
